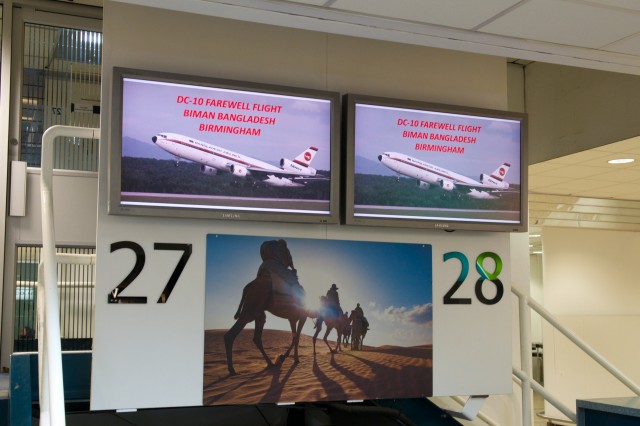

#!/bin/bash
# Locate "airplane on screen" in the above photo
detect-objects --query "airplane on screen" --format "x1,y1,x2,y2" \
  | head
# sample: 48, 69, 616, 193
377, 151, 514, 199
151, 132, 326, 187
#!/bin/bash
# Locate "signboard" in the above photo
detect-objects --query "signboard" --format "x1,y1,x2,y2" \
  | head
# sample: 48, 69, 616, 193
91, 227, 511, 410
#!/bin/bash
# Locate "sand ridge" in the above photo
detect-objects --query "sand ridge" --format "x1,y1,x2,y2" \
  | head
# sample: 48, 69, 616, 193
203, 329, 432, 405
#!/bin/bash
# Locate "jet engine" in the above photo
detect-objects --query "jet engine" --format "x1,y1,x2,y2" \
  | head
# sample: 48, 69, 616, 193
201, 165, 217, 175
229, 165, 248, 177
440, 180, 455, 191
417, 180, 430, 189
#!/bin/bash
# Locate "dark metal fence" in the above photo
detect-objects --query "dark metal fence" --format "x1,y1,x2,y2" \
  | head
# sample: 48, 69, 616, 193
20, 23, 102, 170
14, 245, 95, 352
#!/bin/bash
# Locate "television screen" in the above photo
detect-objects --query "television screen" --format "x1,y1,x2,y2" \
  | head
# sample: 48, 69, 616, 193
109, 68, 340, 224
343, 94, 528, 232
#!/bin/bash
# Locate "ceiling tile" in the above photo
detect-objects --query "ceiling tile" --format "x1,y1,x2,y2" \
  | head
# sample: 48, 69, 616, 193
529, 162, 566, 173
538, 165, 610, 179
606, 33, 640, 55
591, 136, 640, 153
528, 175, 573, 190
542, 178, 617, 193
479, 0, 640, 49
581, 184, 640, 200
586, 0, 640, 12
595, 169, 640, 183
575, 156, 638, 168
330, 0, 521, 29
283, 0, 327, 5
545, 152, 612, 165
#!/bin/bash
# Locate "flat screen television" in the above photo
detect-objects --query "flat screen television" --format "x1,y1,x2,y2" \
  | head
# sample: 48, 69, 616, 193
343, 93, 528, 232
109, 67, 340, 224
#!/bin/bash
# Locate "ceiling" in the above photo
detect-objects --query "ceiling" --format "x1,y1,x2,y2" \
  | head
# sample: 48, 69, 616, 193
108, 0, 640, 75
530, 135, 640, 201
95, 0, 640, 238
528, 135, 640, 251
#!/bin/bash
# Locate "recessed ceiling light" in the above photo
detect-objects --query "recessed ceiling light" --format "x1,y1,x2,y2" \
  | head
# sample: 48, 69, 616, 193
608, 158, 635, 164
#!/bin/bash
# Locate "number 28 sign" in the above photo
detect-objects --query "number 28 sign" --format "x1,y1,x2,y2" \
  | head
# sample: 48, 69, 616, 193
442, 251, 504, 306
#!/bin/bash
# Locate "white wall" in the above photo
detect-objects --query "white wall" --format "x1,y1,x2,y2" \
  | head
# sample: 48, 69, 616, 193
542, 227, 640, 418
12, 169, 98, 245
1, 169, 98, 367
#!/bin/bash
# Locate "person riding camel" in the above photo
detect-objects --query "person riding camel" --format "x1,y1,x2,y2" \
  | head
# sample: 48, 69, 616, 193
325, 283, 342, 318
256, 239, 305, 308
354, 302, 370, 330
354, 302, 364, 319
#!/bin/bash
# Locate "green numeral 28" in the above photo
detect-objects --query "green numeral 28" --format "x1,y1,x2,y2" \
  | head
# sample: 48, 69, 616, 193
443, 251, 504, 305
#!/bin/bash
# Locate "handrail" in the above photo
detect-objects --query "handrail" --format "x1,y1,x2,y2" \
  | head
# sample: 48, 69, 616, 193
535, 410, 576, 425
511, 285, 640, 425
40, 125, 100, 426
512, 367, 577, 422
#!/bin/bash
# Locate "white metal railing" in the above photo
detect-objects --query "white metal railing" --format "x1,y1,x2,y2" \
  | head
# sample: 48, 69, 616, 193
39, 125, 100, 426
511, 285, 640, 425
37, 254, 95, 426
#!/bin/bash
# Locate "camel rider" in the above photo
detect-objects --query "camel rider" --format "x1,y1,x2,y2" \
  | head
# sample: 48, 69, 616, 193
326, 283, 342, 317
354, 303, 364, 319
354, 302, 370, 330
257, 239, 304, 304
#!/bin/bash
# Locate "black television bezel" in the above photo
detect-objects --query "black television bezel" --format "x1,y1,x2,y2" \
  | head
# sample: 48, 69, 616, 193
342, 93, 528, 232
108, 67, 341, 224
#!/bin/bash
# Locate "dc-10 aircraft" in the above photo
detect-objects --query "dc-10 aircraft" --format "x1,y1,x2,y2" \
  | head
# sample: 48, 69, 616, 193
151, 132, 326, 187
378, 151, 514, 199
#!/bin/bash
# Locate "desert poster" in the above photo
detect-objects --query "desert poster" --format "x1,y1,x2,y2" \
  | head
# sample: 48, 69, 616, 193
203, 234, 433, 405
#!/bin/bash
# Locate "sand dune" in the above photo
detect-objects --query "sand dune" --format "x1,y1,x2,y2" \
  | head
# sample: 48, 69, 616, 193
203, 329, 432, 405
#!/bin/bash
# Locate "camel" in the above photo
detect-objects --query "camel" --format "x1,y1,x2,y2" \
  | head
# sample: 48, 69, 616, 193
312, 304, 351, 355
224, 240, 312, 375
342, 320, 352, 346
349, 311, 369, 351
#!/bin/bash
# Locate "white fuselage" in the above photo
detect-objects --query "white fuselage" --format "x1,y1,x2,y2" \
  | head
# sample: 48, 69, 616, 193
153, 132, 286, 175
378, 152, 480, 187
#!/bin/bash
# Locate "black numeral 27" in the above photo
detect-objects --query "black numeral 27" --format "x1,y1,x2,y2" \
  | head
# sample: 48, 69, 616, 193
108, 241, 192, 304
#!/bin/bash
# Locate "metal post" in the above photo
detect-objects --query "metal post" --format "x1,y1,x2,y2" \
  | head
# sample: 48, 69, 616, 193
37, 262, 51, 426
517, 290, 532, 426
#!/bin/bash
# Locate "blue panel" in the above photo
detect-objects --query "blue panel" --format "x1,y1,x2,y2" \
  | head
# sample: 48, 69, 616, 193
9, 354, 33, 426
9, 352, 92, 425
584, 410, 640, 425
